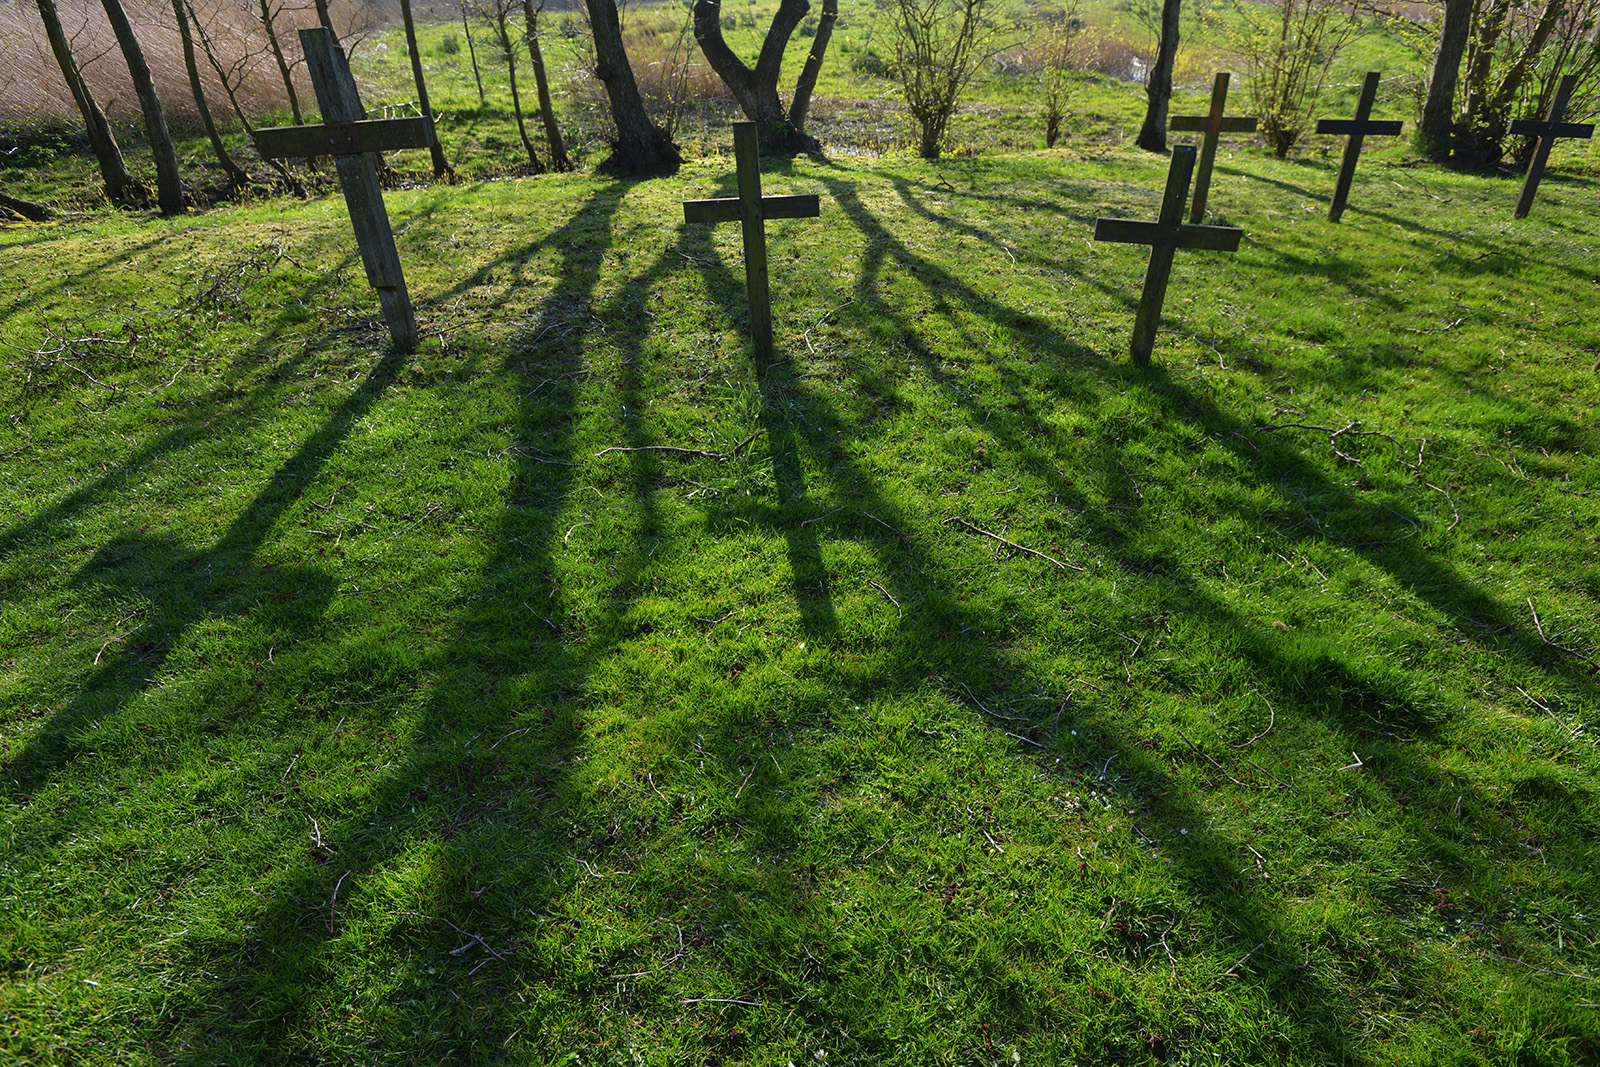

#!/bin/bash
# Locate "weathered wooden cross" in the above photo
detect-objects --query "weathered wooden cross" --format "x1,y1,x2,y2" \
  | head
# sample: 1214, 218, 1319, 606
1170, 72, 1256, 222
1315, 72, 1404, 223
682, 122, 821, 358
1093, 145, 1244, 365
255, 28, 427, 350
1509, 73, 1594, 219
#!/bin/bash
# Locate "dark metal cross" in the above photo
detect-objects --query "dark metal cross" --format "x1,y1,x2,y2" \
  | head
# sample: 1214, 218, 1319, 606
1093, 145, 1244, 365
255, 29, 429, 350
1510, 74, 1595, 219
1170, 72, 1256, 222
682, 122, 821, 358
1315, 72, 1404, 223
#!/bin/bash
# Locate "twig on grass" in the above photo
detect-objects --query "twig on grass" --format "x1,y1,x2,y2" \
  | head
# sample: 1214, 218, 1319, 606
1528, 598, 1598, 671
1513, 685, 1582, 737
1227, 695, 1275, 749
594, 429, 763, 462
1485, 951, 1600, 985
327, 870, 350, 933
960, 681, 1027, 722
1175, 727, 1270, 791
867, 580, 902, 619
1211, 943, 1264, 987
945, 517, 1085, 573
680, 997, 764, 1007
396, 911, 513, 973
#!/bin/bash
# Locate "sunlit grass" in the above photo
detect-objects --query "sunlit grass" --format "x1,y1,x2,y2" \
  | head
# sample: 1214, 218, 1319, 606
3, 118, 1600, 1067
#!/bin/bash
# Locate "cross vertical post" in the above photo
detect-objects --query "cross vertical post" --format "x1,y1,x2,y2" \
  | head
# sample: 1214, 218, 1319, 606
682, 121, 822, 359
256, 28, 421, 350
1169, 72, 1256, 222
1092, 146, 1244, 365
1510, 74, 1594, 219
1316, 72, 1403, 223
735, 122, 774, 357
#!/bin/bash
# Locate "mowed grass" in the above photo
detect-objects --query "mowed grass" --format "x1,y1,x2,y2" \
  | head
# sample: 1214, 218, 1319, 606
2, 138, 1600, 1066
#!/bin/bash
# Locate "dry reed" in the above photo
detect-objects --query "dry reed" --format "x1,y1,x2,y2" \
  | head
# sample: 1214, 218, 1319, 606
1, 0, 384, 133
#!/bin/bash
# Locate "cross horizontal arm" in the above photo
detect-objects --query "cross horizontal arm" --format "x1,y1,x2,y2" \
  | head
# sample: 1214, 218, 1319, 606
1093, 218, 1242, 252
1170, 116, 1257, 133
1315, 119, 1403, 136
255, 116, 435, 159
683, 193, 821, 225
1509, 119, 1595, 139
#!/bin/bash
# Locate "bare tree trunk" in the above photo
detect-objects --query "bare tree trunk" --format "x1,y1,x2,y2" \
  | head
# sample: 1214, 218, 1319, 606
788, 0, 837, 135
171, 0, 250, 185
1416, 0, 1473, 160
1135, 0, 1181, 151
462, 0, 487, 103
34, 0, 133, 203
100, 0, 186, 214
589, 0, 682, 171
399, 0, 452, 178
257, 0, 304, 124
492, 1, 544, 170
693, 0, 815, 150
522, 0, 570, 170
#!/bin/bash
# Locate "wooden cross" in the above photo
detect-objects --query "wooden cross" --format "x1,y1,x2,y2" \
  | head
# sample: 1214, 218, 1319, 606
255, 29, 425, 350
1315, 72, 1404, 223
1093, 145, 1244, 365
682, 122, 821, 358
1510, 74, 1595, 219
1170, 72, 1256, 222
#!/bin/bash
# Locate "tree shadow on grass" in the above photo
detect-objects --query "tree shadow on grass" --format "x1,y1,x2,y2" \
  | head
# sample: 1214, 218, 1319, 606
0, 340, 404, 799
134, 182, 635, 1062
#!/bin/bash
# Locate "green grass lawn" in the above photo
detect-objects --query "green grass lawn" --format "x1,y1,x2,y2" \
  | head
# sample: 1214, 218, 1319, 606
4, 20, 1600, 1064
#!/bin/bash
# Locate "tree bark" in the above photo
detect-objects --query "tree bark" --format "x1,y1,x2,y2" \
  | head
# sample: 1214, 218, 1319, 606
171, 0, 251, 185
693, 0, 815, 150
399, 0, 452, 178
1135, 0, 1181, 151
522, 0, 571, 171
787, 0, 837, 135
34, 0, 133, 204
1416, 0, 1473, 160
100, 0, 186, 214
589, 0, 682, 172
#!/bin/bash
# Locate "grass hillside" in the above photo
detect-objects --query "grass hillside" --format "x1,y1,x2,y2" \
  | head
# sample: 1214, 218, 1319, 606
4, 131, 1600, 1064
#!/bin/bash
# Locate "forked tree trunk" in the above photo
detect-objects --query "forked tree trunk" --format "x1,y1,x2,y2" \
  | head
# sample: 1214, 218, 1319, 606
34, 0, 133, 203
787, 0, 837, 135
589, 0, 682, 171
171, 0, 250, 185
399, 0, 452, 178
693, 0, 815, 150
1135, 0, 1181, 151
522, 0, 570, 171
100, 0, 186, 214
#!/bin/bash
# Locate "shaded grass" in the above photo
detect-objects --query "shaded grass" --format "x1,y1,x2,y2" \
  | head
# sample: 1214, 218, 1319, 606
2, 144, 1600, 1065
